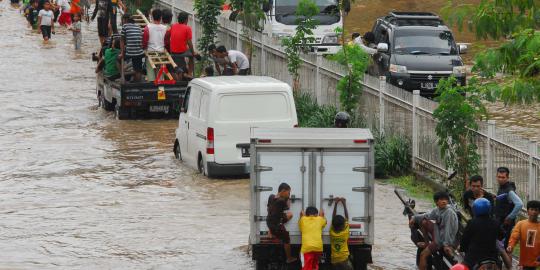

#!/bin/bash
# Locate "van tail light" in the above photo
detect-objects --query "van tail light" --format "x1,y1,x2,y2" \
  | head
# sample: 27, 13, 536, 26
207, 127, 215, 154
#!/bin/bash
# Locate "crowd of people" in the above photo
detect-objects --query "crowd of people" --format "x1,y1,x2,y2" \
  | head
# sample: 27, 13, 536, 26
266, 166, 539, 270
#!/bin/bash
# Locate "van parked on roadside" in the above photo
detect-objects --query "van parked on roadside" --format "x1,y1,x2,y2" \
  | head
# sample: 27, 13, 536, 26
173, 76, 298, 178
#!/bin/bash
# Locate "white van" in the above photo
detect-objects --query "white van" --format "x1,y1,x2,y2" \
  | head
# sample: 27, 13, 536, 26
173, 76, 298, 177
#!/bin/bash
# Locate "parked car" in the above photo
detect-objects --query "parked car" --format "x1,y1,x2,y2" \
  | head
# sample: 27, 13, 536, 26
173, 76, 298, 178
368, 12, 467, 97
249, 128, 375, 270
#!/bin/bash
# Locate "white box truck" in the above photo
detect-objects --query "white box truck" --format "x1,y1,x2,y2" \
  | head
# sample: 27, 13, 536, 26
249, 128, 374, 270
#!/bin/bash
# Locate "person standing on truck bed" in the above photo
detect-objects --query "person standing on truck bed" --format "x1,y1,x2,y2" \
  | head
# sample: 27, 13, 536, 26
507, 200, 540, 270
494, 167, 524, 248
215, 45, 250, 75
299, 206, 326, 270
331, 197, 352, 270
121, 14, 144, 82
462, 175, 495, 217
142, 9, 167, 81
164, 11, 198, 77
410, 191, 459, 270
266, 183, 297, 264
91, 0, 111, 45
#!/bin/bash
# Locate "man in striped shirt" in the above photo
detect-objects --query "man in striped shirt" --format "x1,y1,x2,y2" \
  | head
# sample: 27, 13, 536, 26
121, 14, 144, 82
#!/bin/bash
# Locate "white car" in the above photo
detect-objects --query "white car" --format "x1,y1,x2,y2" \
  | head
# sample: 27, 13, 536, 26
173, 76, 298, 177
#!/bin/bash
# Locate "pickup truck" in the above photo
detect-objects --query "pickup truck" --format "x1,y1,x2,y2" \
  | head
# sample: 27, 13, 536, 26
249, 128, 375, 270
96, 72, 188, 119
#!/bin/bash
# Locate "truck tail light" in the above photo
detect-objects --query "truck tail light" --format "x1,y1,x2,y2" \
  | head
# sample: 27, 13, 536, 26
207, 127, 214, 154
354, 139, 368, 144
258, 139, 271, 143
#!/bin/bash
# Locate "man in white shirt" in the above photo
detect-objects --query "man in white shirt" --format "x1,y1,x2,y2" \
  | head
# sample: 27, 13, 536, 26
215, 45, 250, 75
142, 9, 167, 80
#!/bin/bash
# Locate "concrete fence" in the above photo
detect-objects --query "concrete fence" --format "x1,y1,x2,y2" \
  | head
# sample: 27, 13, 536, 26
156, 0, 539, 203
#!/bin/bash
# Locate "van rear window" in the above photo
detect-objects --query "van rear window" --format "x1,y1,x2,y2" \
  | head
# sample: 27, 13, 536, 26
217, 93, 290, 121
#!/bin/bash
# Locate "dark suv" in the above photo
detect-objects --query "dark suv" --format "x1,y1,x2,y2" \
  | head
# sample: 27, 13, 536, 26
368, 12, 467, 97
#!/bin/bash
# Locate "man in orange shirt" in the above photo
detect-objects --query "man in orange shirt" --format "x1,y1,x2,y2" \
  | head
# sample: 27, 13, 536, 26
507, 200, 540, 270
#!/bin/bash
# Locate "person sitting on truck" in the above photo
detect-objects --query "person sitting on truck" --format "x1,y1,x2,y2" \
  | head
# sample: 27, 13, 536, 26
95, 37, 121, 81
165, 11, 198, 77
299, 206, 327, 270
267, 183, 297, 263
161, 8, 173, 29
462, 175, 495, 217
330, 197, 352, 270
143, 9, 167, 52
410, 191, 459, 270
215, 45, 250, 75
460, 198, 502, 269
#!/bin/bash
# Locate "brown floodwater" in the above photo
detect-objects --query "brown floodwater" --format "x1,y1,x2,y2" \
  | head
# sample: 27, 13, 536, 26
0, 1, 426, 268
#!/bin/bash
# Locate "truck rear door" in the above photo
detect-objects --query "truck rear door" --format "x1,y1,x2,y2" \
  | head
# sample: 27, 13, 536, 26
254, 150, 309, 243
314, 150, 372, 243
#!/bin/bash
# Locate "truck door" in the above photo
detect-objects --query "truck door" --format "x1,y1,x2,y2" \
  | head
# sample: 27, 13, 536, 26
314, 150, 372, 241
254, 150, 309, 243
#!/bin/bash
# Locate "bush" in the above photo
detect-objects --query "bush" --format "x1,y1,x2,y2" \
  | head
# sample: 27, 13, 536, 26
374, 131, 412, 178
294, 92, 337, 127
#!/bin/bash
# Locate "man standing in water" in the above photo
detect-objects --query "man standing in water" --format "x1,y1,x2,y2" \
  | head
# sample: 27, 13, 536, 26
494, 167, 524, 248
266, 183, 297, 263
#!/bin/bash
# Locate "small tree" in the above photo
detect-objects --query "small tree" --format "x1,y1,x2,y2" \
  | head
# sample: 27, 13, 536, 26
281, 0, 319, 91
194, 0, 223, 63
433, 77, 487, 190
331, 29, 370, 114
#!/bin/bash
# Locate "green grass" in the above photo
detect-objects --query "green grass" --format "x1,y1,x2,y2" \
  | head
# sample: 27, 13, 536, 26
386, 175, 434, 203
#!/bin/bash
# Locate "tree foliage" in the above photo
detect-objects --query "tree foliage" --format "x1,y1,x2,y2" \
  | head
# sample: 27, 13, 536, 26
441, 0, 540, 104
194, 0, 224, 62
281, 0, 319, 91
331, 38, 370, 114
433, 77, 487, 188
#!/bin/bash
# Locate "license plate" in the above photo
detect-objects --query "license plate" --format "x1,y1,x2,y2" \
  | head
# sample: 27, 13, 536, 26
241, 147, 250, 157
420, 82, 436, 90
149, 105, 169, 113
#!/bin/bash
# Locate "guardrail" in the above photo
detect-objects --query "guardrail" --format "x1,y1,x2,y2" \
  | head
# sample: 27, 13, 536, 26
155, 0, 539, 204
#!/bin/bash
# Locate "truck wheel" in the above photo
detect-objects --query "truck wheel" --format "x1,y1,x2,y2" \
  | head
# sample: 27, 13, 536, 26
174, 141, 182, 160
115, 105, 129, 120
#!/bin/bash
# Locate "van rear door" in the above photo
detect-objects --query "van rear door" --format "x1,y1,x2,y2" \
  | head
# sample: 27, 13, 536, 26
212, 92, 295, 165
314, 150, 372, 243
254, 150, 309, 244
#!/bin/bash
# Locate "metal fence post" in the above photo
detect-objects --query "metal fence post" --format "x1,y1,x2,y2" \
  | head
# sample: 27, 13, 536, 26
236, 22, 242, 52
261, 34, 267, 76
315, 55, 322, 103
486, 120, 496, 192
528, 141, 538, 201
379, 76, 386, 133
412, 90, 420, 170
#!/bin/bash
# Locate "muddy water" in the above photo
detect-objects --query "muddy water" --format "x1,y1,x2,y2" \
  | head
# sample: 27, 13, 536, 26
0, 3, 251, 269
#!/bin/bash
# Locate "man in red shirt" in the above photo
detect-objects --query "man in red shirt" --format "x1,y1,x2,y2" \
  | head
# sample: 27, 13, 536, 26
164, 11, 197, 77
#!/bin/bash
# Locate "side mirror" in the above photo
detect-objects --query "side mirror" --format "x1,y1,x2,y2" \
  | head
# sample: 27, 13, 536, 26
377, 43, 389, 53
458, 43, 468, 54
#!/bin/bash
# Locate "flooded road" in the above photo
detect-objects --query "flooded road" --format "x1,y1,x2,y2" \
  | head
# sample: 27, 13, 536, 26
0, 2, 438, 269
0, 3, 251, 269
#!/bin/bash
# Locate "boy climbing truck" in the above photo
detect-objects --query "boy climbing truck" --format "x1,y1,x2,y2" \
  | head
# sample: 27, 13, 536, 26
95, 10, 189, 120
249, 128, 375, 270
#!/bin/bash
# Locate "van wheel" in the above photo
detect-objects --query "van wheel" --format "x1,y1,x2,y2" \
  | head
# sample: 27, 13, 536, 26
173, 141, 182, 160
198, 155, 206, 176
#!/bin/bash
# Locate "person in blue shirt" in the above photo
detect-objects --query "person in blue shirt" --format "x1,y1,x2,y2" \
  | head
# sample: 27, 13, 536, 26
494, 167, 524, 248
